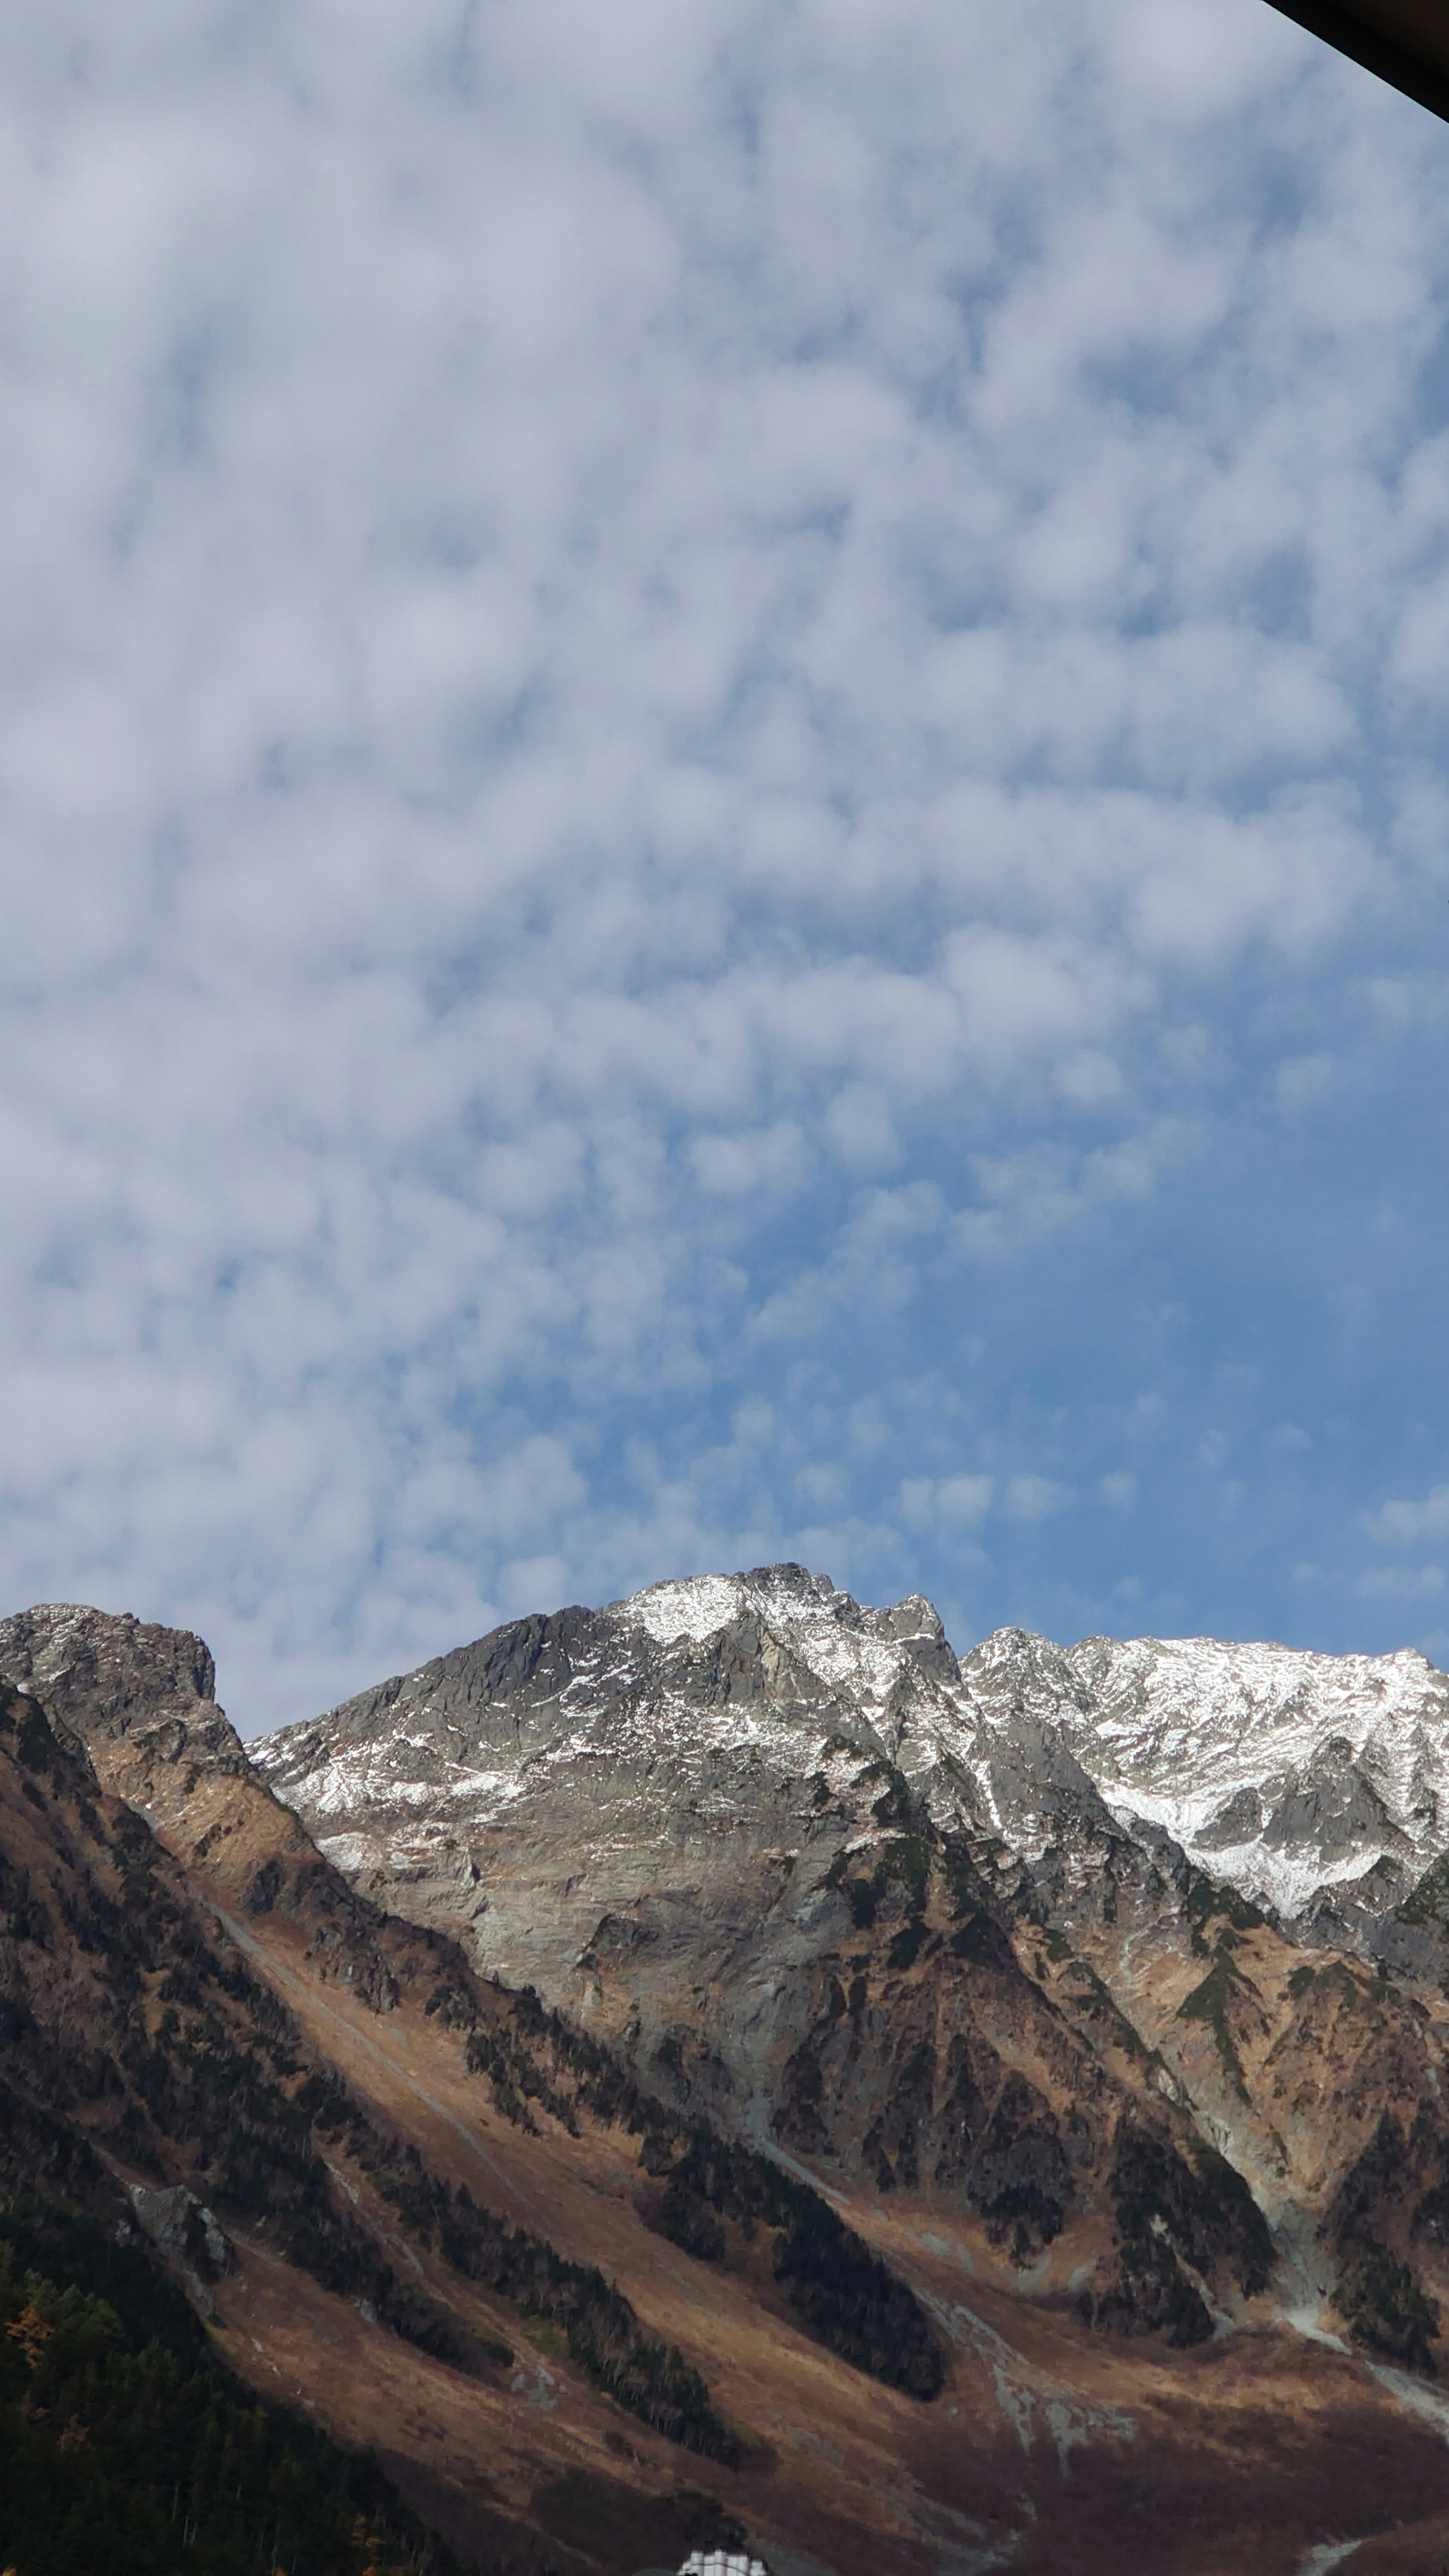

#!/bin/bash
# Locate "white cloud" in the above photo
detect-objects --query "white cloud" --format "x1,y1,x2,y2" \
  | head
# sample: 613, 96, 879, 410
898, 1474, 994, 1533
1101, 0, 1306, 115
1275, 1053, 1335, 1112
796, 1463, 850, 1512
954, 1118, 1194, 1258
0, 0, 1447, 1720
942, 930, 1154, 1075
1004, 1475, 1073, 1524
824, 1084, 900, 1173
690, 1122, 812, 1198
1363, 1488, 1449, 1548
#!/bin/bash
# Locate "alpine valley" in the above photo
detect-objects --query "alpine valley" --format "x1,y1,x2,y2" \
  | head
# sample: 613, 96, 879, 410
8, 1573, 1449, 2575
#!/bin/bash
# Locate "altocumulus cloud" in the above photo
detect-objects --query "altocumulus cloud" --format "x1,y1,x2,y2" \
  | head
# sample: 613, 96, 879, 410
3, 0, 1449, 1728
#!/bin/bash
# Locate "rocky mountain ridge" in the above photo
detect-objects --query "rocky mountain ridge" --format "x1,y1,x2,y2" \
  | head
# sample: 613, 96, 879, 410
253, 1566, 1449, 1965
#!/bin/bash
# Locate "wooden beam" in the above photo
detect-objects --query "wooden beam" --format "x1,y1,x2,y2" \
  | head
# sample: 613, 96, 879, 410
1263, 0, 1449, 123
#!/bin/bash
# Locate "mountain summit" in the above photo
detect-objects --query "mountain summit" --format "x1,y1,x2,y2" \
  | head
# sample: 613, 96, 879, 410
254, 1563, 1449, 1978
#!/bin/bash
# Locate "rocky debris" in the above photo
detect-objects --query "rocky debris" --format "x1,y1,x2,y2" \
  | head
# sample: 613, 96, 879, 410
128, 2182, 232, 2279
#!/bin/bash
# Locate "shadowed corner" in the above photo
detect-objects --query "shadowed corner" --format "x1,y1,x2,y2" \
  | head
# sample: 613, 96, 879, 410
1263, 0, 1449, 124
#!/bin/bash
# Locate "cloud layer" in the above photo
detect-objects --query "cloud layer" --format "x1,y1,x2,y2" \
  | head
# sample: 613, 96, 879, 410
4, 0, 1449, 1726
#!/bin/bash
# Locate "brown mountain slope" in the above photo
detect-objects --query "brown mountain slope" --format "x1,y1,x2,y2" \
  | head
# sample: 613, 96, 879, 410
0, 1670, 926, 2567
6, 1605, 1449, 2571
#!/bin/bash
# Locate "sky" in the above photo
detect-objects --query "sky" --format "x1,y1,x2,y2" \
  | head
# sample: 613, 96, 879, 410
4, 0, 1449, 1735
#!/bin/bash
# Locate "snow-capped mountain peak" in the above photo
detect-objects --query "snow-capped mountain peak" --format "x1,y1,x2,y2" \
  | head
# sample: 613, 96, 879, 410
251, 1568, 1449, 1964
1046, 1632, 1449, 1923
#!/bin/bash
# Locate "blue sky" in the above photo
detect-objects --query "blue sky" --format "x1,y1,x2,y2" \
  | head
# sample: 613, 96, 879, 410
4, 0, 1449, 1732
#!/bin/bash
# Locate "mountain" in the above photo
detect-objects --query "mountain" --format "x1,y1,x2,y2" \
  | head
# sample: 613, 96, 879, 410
250, 1566, 1449, 2270
9, 1579, 1449, 2571
252, 1567, 1449, 1964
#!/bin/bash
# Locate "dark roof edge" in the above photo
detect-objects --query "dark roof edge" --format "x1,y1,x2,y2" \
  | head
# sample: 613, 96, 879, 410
1264, 0, 1449, 125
